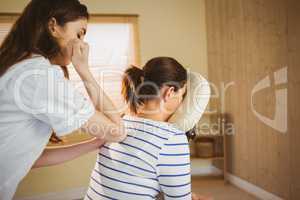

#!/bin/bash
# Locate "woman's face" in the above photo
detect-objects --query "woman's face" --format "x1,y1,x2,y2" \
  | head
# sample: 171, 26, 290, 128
49, 18, 88, 66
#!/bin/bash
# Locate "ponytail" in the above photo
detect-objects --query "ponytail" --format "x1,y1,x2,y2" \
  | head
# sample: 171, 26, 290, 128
122, 66, 144, 114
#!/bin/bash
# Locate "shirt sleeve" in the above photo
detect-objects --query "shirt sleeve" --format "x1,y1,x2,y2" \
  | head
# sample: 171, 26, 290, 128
28, 66, 95, 136
168, 73, 210, 132
157, 133, 192, 200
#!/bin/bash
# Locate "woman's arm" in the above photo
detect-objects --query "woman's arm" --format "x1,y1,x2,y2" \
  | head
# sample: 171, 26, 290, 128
33, 138, 104, 168
79, 70, 122, 124
61, 39, 126, 142
66, 39, 126, 142
70, 39, 123, 125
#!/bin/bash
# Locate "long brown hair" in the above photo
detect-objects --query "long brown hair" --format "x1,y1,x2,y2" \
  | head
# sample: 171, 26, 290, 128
0, 0, 89, 142
0, 0, 89, 77
122, 57, 187, 114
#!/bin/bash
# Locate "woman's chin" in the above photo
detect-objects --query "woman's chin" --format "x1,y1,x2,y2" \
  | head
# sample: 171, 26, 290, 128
65, 60, 72, 66
51, 54, 71, 66
59, 59, 71, 67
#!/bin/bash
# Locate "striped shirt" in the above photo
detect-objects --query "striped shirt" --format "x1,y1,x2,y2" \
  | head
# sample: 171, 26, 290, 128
85, 115, 191, 200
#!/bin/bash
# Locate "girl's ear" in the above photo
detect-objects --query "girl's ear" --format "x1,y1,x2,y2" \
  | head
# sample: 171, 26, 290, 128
162, 86, 175, 102
48, 17, 61, 38
168, 72, 211, 132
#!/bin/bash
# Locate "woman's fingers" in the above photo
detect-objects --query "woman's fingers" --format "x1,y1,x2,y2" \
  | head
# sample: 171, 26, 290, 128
89, 137, 105, 149
66, 39, 74, 58
81, 42, 89, 59
72, 40, 81, 55
69, 39, 90, 74
72, 39, 87, 57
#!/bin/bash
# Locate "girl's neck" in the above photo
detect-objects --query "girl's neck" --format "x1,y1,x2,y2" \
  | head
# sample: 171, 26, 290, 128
135, 102, 171, 122
136, 112, 169, 122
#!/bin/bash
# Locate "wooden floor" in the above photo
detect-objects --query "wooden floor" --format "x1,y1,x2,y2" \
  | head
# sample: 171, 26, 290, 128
192, 177, 259, 200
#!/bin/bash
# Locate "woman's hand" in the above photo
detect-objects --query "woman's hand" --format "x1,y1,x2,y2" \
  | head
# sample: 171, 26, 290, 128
68, 39, 90, 75
88, 137, 106, 150
192, 193, 214, 200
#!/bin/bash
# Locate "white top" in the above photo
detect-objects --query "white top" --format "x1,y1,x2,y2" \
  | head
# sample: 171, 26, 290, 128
85, 115, 191, 200
168, 72, 211, 132
0, 56, 95, 200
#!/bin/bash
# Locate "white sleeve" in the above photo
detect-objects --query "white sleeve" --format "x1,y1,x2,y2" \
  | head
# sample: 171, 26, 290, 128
28, 67, 95, 136
168, 72, 211, 132
157, 133, 192, 200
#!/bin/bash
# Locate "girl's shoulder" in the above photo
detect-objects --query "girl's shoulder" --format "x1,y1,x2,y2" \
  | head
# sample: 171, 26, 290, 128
122, 115, 185, 138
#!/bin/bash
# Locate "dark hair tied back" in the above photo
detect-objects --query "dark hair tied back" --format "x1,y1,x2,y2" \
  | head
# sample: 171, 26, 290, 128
122, 57, 187, 114
122, 66, 145, 114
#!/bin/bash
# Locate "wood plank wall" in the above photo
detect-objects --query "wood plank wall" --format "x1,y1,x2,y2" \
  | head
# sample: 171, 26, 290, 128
205, 0, 299, 199
288, 1, 300, 199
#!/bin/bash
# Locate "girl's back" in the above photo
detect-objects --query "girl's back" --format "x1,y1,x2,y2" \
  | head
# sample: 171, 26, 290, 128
85, 115, 191, 200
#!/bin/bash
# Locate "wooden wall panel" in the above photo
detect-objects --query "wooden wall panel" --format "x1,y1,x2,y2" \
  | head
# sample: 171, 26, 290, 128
206, 0, 296, 199
288, 0, 300, 199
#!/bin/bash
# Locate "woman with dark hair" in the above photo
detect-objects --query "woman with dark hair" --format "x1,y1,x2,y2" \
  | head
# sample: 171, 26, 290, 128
85, 57, 212, 200
0, 0, 126, 199
85, 57, 189, 200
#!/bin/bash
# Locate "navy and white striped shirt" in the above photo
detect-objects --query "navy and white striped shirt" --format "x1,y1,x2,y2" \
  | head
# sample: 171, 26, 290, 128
85, 115, 191, 200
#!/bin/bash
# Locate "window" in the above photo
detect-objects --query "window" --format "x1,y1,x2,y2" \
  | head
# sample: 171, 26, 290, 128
69, 16, 140, 111
0, 15, 140, 144
0, 15, 18, 45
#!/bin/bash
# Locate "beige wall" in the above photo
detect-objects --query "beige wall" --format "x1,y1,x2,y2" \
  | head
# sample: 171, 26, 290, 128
0, 0, 208, 198
0, 0, 208, 76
